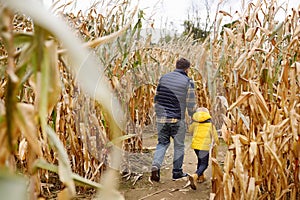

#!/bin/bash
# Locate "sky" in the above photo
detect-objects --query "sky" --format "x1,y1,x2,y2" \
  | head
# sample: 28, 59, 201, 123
134, 0, 300, 32
43, 0, 299, 33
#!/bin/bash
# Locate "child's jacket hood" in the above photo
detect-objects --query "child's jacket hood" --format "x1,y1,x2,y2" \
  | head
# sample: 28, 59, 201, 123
192, 111, 211, 122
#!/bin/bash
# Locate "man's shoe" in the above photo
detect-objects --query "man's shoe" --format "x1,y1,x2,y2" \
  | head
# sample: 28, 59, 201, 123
150, 166, 160, 182
189, 174, 198, 190
172, 172, 188, 181
197, 174, 206, 183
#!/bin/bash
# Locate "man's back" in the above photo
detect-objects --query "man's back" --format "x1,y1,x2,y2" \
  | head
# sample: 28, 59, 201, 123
154, 69, 191, 120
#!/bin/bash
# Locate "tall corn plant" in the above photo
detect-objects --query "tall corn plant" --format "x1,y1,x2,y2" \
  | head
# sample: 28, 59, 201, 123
209, 0, 300, 199
0, 0, 139, 199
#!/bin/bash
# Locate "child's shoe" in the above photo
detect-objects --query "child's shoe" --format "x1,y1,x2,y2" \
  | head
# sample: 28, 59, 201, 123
197, 174, 206, 183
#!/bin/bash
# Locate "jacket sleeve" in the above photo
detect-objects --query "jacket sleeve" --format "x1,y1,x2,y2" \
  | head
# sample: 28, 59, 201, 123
154, 81, 161, 104
188, 122, 195, 133
186, 79, 197, 116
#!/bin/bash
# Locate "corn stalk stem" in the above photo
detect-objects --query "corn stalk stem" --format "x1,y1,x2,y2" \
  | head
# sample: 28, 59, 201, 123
2, 9, 18, 152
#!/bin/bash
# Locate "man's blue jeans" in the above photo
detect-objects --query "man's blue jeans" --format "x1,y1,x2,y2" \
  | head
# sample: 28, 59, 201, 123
152, 120, 186, 174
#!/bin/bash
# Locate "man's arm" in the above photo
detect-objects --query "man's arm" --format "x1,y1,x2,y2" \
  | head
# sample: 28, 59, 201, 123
186, 80, 197, 116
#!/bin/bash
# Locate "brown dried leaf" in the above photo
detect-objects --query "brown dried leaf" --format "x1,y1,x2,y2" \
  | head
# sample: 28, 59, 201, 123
239, 134, 250, 145
15, 103, 42, 157
232, 135, 247, 196
44, 40, 61, 116
264, 143, 283, 169
228, 92, 253, 111
249, 142, 257, 163
250, 81, 270, 119
233, 52, 248, 69
293, 25, 300, 37
289, 108, 300, 140
223, 27, 235, 41
18, 138, 28, 161
221, 124, 230, 144
246, 177, 256, 200
245, 27, 258, 42
219, 10, 232, 17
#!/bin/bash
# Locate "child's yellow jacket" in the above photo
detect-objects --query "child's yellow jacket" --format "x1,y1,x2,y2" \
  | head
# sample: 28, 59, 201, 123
189, 111, 219, 150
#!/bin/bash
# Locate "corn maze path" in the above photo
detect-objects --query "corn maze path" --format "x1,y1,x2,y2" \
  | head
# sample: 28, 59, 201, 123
119, 128, 227, 200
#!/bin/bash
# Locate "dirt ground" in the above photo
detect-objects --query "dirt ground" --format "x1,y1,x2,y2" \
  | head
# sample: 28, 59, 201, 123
119, 127, 227, 200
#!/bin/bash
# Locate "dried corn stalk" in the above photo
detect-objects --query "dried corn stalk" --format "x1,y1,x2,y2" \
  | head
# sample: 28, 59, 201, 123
212, 1, 300, 199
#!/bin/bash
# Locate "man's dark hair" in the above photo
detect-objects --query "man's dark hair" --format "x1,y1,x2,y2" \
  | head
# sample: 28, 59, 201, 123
176, 58, 190, 69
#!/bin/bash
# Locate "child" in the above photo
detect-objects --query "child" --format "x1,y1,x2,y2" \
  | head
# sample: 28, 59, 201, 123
188, 107, 219, 190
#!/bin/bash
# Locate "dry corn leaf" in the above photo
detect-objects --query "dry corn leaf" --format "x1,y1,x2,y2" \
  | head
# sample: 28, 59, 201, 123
246, 177, 256, 200
248, 96, 260, 123
18, 138, 28, 161
287, 37, 300, 51
219, 10, 233, 17
292, 138, 300, 158
233, 52, 248, 69
46, 126, 75, 197
289, 108, 300, 140
217, 95, 229, 109
239, 134, 250, 145
279, 59, 290, 87
250, 81, 270, 119
44, 40, 61, 116
211, 158, 223, 179
221, 124, 230, 145
0, 100, 4, 115
259, 26, 271, 36
293, 62, 300, 83
90, 113, 107, 144
273, 118, 289, 138
80, 123, 90, 173
15, 103, 42, 157
279, 134, 293, 153
245, 27, 258, 42
277, 187, 293, 200
275, 176, 282, 198
55, 102, 62, 133
228, 92, 253, 111
249, 142, 257, 163
289, 65, 298, 106
232, 135, 247, 196
238, 109, 250, 130
264, 144, 286, 181
293, 25, 300, 37
211, 158, 224, 198
223, 173, 233, 200
224, 27, 235, 41
247, 36, 263, 59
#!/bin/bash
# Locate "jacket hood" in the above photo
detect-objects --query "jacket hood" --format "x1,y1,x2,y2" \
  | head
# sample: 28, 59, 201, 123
192, 111, 211, 122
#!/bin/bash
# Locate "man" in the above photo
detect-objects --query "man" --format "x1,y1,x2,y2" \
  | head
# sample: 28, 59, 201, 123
151, 57, 197, 182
